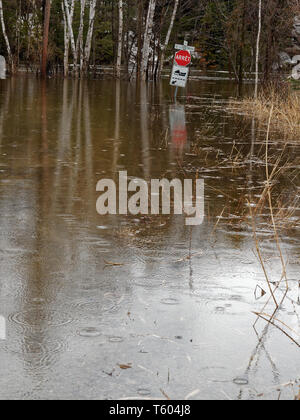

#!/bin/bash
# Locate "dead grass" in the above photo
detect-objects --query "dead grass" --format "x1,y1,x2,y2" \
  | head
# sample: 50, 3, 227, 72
250, 106, 299, 348
229, 87, 300, 139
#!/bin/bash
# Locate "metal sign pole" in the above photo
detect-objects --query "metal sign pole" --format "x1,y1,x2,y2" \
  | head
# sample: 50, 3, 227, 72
170, 42, 195, 102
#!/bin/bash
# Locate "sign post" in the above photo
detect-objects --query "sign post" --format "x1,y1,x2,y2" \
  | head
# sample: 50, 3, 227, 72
170, 41, 195, 100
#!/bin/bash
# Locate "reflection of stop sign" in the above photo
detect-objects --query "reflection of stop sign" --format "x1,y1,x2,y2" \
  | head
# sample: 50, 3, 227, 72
175, 50, 191, 67
173, 127, 187, 147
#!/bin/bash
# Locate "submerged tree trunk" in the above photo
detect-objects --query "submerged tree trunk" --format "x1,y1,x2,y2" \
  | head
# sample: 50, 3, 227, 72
41, 0, 51, 78
77, 0, 87, 75
62, 2, 68, 76
141, 0, 157, 81
116, 0, 123, 78
238, 0, 246, 95
62, 0, 75, 77
159, 0, 179, 77
255, 0, 262, 99
136, 0, 144, 79
84, 0, 97, 72
0, 0, 14, 73
238, 0, 246, 84
63, 0, 77, 72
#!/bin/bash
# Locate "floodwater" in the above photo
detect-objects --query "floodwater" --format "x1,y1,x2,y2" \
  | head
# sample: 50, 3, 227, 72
0, 76, 299, 400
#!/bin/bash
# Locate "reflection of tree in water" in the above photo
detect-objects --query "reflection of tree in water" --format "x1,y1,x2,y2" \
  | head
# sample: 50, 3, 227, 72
140, 82, 151, 179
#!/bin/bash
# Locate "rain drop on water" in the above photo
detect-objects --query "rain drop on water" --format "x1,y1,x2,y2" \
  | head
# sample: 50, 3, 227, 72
233, 376, 249, 386
78, 328, 102, 338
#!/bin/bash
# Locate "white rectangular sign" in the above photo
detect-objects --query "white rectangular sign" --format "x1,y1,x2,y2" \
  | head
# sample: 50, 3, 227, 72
175, 44, 195, 53
170, 65, 189, 88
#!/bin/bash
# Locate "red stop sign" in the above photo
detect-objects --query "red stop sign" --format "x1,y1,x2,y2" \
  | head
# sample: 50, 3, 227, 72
175, 50, 191, 67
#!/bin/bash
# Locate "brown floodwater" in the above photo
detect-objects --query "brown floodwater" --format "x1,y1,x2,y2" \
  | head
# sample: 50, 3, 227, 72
0, 75, 299, 400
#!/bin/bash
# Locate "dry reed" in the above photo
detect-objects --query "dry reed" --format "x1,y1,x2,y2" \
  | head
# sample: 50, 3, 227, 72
229, 86, 300, 139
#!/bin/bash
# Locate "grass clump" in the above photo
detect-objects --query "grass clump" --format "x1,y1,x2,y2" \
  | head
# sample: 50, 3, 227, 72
229, 82, 300, 139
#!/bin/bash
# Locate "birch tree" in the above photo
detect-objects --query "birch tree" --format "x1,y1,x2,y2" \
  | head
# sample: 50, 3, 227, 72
62, 0, 75, 77
141, 0, 157, 81
63, 0, 96, 76
116, 0, 123, 78
159, 0, 179, 77
0, 0, 14, 72
255, 0, 262, 99
84, 0, 97, 71
63, 0, 76, 61
77, 0, 87, 74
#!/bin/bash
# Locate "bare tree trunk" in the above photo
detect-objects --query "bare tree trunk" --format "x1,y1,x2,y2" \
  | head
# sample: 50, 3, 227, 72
136, 0, 144, 79
0, 0, 14, 73
238, 0, 246, 84
116, 0, 123, 78
62, 2, 67, 75
77, 0, 87, 76
62, 0, 75, 77
63, 0, 77, 71
159, 0, 179, 77
141, 0, 157, 81
41, 0, 51, 78
84, 0, 97, 72
238, 0, 246, 95
255, 0, 262, 99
